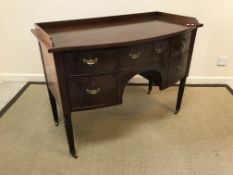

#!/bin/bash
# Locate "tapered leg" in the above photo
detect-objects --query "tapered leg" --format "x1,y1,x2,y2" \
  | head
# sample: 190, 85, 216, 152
175, 77, 187, 114
148, 80, 153, 94
64, 113, 78, 158
47, 88, 59, 126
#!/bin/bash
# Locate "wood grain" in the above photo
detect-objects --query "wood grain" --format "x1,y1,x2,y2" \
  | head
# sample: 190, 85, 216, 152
32, 12, 203, 157
33, 11, 202, 53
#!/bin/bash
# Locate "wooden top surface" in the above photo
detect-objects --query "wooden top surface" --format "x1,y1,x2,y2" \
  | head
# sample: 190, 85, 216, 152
33, 12, 202, 52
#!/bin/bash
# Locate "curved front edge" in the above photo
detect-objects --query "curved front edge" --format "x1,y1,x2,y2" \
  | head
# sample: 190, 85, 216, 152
119, 65, 167, 103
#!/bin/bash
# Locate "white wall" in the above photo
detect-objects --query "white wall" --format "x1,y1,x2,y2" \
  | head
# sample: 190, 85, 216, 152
0, 0, 232, 86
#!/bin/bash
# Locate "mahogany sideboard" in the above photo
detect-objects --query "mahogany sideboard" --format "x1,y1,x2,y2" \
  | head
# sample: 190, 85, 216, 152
32, 12, 203, 158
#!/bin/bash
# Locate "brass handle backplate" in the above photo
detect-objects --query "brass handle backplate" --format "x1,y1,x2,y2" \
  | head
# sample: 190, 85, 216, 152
154, 47, 163, 55
86, 88, 101, 95
128, 51, 141, 60
82, 57, 98, 66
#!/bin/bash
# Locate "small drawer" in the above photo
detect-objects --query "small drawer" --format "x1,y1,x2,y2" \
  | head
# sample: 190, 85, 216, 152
171, 31, 192, 56
119, 44, 150, 68
68, 74, 118, 109
150, 39, 170, 62
167, 53, 189, 85
64, 49, 117, 75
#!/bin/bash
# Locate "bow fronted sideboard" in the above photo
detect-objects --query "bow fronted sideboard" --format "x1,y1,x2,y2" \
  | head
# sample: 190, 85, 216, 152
32, 12, 203, 158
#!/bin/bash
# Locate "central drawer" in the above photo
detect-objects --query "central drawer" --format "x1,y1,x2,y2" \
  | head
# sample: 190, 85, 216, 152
119, 44, 150, 68
68, 74, 119, 109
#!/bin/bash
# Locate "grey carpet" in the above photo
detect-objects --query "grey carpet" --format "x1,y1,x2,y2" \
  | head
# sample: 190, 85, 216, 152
0, 85, 233, 175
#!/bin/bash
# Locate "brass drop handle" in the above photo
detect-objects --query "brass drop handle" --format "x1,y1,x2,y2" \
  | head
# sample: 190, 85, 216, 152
86, 88, 101, 95
82, 57, 98, 66
128, 51, 141, 60
154, 47, 163, 55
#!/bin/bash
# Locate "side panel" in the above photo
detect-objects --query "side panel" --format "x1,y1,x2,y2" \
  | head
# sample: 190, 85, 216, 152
166, 30, 196, 86
39, 42, 62, 105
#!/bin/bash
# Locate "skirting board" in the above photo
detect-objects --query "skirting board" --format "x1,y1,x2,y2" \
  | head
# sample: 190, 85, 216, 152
130, 75, 233, 88
0, 74, 233, 88
0, 74, 45, 83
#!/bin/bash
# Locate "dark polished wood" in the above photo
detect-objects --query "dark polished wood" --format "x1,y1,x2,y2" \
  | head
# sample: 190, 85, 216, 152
38, 42, 59, 126
175, 77, 187, 114
47, 88, 59, 126
68, 74, 119, 110
32, 11, 202, 158
65, 49, 117, 75
64, 113, 77, 158
148, 80, 153, 94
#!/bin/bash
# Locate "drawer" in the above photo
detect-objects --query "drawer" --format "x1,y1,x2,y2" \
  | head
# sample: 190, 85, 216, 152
171, 31, 192, 56
68, 74, 118, 109
167, 53, 189, 85
119, 44, 150, 68
64, 49, 117, 75
149, 39, 170, 62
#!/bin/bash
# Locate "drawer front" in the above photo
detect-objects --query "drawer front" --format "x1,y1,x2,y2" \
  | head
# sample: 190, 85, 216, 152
119, 44, 150, 68
149, 39, 170, 62
68, 74, 118, 109
65, 49, 117, 75
171, 31, 192, 56
167, 53, 189, 85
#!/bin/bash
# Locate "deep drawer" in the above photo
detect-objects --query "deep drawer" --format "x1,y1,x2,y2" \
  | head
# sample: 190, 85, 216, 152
64, 49, 117, 75
171, 31, 192, 56
68, 74, 118, 109
167, 53, 189, 85
119, 44, 150, 68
